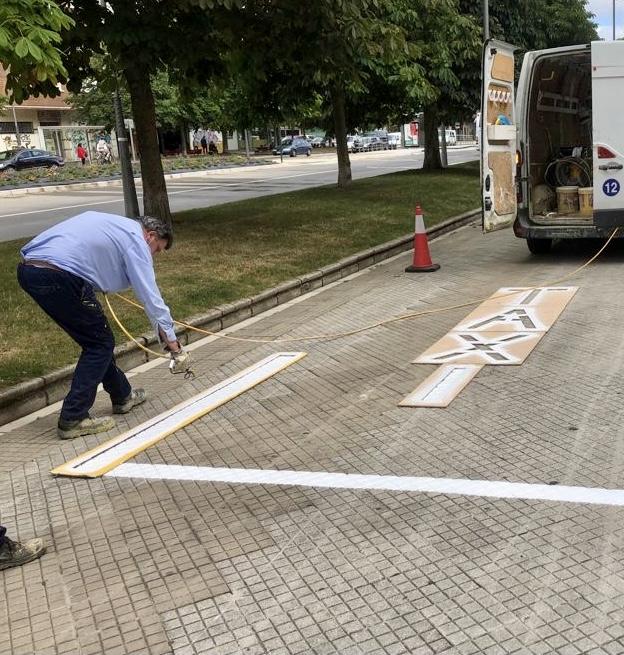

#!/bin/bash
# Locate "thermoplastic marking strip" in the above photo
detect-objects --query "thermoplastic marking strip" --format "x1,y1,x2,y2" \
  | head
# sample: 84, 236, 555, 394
107, 463, 624, 508
51, 352, 306, 479
399, 364, 483, 407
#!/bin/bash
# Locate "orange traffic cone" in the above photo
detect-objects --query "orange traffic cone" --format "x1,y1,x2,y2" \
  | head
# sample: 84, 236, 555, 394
405, 205, 440, 273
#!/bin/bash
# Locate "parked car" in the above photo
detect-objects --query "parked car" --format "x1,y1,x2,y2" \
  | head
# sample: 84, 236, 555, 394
272, 136, 312, 157
0, 148, 64, 172
352, 132, 388, 153
310, 136, 325, 148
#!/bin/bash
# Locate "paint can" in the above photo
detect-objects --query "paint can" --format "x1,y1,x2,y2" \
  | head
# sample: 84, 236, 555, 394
556, 186, 579, 214
578, 187, 593, 217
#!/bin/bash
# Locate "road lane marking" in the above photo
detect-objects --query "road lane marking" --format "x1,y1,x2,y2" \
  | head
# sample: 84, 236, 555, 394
50, 352, 305, 478
106, 463, 624, 508
0, 198, 128, 218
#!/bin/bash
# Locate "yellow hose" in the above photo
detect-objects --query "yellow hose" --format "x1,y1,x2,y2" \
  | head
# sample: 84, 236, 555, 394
105, 228, 618, 359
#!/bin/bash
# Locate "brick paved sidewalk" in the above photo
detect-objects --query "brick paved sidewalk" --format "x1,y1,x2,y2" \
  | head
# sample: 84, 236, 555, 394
2, 224, 624, 655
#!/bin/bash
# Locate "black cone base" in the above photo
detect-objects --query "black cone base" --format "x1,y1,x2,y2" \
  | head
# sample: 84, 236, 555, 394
405, 263, 441, 273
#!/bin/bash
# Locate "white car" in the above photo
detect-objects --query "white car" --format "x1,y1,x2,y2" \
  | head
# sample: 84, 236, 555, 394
387, 132, 401, 149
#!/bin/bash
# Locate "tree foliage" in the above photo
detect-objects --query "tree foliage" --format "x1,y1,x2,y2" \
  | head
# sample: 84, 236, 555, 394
52, 0, 242, 223
0, 0, 74, 102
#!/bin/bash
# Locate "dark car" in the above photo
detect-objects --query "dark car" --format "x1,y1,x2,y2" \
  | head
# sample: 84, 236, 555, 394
0, 148, 64, 172
272, 137, 312, 157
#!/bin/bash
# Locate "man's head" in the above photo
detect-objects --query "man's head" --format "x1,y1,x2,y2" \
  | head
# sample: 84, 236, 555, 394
139, 215, 173, 255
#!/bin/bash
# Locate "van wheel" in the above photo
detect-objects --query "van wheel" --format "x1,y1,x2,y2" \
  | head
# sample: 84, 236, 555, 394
290, 150, 296, 157
306, 149, 311, 156
527, 237, 552, 255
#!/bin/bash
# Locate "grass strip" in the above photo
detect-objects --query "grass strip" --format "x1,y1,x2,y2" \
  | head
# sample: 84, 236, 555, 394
0, 162, 479, 388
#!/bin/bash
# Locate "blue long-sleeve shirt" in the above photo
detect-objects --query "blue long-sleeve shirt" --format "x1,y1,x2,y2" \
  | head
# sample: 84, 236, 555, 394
21, 211, 177, 342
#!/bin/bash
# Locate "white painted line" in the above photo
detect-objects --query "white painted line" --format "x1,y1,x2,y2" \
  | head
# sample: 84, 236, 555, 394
0, 197, 128, 218
106, 463, 624, 508
399, 364, 482, 407
51, 352, 305, 478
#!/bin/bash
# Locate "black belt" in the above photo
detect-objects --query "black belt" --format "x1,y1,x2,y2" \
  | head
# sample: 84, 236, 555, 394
21, 258, 65, 272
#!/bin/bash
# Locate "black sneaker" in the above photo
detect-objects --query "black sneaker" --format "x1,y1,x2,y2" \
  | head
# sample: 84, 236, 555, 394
57, 415, 116, 440
112, 388, 146, 414
0, 537, 46, 571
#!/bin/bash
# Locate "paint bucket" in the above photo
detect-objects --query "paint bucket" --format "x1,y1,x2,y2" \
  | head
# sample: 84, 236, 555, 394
578, 187, 593, 217
556, 186, 579, 214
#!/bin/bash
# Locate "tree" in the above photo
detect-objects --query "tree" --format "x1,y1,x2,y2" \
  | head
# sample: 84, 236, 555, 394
48, 0, 241, 225
0, 0, 74, 102
230, 0, 421, 187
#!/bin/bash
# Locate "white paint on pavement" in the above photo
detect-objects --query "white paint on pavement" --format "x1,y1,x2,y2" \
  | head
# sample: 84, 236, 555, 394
50, 352, 305, 478
399, 364, 483, 407
106, 463, 624, 508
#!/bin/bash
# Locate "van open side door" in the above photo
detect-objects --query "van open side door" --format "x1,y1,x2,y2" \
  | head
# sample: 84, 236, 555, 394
592, 41, 624, 227
481, 40, 517, 232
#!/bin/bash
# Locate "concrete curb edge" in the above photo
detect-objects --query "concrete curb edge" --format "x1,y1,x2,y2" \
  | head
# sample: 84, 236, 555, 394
0, 208, 479, 425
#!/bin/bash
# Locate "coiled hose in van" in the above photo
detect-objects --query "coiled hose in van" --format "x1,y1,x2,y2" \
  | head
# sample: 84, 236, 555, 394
544, 156, 592, 188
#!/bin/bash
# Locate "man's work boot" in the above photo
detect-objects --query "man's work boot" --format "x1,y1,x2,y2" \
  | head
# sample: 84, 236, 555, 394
112, 388, 146, 414
57, 415, 116, 440
0, 537, 46, 571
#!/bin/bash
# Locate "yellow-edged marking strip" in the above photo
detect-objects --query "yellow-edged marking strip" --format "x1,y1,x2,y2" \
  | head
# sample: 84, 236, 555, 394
399, 364, 483, 407
51, 352, 306, 478
106, 463, 624, 508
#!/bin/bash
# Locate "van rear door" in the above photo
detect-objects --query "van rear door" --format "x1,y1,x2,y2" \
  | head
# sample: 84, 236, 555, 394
592, 41, 624, 227
481, 39, 517, 232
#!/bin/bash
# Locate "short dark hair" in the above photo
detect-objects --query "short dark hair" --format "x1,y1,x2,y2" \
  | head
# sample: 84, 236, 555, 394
139, 215, 173, 249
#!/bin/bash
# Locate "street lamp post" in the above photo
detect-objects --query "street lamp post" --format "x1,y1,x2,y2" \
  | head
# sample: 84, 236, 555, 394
112, 89, 139, 218
11, 106, 21, 147
483, 0, 490, 41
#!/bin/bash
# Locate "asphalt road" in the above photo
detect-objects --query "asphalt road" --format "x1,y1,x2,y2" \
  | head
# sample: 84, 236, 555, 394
0, 146, 478, 242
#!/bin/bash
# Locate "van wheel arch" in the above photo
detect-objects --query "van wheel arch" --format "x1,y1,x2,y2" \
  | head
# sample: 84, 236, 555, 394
526, 237, 552, 255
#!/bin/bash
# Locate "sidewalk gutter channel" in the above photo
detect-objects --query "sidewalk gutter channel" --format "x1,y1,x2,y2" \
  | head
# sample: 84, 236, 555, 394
0, 208, 479, 425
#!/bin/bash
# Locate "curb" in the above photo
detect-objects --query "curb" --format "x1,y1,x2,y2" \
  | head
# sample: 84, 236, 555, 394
0, 160, 273, 198
0, 208, 479, 426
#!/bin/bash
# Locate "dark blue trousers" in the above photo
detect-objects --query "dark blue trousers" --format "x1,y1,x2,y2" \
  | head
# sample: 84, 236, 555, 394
17, 264, 131, 422
0, 525, 5, 547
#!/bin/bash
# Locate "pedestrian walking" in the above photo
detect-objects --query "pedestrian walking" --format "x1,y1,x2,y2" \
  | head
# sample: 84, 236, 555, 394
17, 211, 192, 440
0, 525, 46, 571
200, 135, 208, 155
76, 142, 88, 166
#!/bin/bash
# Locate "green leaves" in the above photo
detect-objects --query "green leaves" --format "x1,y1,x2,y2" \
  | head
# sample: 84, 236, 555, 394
0, 0, 74, 101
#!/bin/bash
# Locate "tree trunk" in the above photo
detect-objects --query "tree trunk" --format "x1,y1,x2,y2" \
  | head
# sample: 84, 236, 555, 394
180, 123, 188, 155
331, 83, 352, 187
422, 105, 442, 170
124, 64, 172, 225
219, 127, 229, 154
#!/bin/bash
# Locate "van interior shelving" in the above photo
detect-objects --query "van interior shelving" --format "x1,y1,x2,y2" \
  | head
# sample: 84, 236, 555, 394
527, 50, 593, 225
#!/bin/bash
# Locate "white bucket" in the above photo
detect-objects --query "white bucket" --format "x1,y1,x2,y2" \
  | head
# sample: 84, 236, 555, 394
578, 187, 593, 217
556, 186, 579, 214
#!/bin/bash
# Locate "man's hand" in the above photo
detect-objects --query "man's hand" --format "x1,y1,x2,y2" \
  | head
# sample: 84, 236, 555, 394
169, 347, 192, 375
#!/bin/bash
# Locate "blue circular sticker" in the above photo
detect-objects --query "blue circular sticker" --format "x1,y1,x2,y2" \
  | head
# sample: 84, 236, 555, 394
603, 178, 621, 197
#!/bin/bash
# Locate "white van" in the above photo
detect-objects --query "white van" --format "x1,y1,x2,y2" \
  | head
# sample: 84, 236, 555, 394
481, 39, 624, 253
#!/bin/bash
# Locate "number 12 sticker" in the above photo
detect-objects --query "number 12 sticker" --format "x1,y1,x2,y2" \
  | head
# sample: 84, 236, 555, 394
603, 179, 621, 197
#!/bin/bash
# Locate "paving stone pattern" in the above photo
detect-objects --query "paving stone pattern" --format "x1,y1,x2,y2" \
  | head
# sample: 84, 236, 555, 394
2, 224, 624, 654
